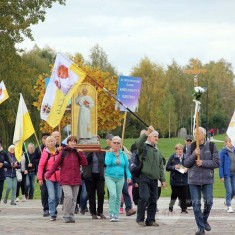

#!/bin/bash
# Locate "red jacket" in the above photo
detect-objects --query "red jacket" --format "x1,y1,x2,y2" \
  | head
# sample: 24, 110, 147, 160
37, 148, 60, 182
45, 147, 88, 186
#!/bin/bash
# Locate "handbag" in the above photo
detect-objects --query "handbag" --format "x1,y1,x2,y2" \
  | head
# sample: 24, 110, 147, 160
16, 169, 22, 182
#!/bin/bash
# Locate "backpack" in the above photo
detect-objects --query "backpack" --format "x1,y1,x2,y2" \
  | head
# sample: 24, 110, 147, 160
130, 145, 148, 178
190, 141, 215, 155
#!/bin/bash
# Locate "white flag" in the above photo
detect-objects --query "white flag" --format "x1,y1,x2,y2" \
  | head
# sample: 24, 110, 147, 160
227, 110, 235, 146
0, 81, 9, 104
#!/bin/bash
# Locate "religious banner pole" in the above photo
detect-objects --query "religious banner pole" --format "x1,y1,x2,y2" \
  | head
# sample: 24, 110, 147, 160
184, 60, 207, 160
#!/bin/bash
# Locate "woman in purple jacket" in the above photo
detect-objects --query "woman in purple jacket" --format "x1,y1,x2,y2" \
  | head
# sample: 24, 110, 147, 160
45, 136, 88, 223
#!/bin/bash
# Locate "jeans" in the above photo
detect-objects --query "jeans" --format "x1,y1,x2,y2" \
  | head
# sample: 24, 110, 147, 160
5, 177, 17, 202
46, 180, 62, 217
105, 176, 124, 216
224, 173, 235, 207
25, 172, 35, 199
136, 174, 158, 225
189, 184, 213, 230
79, 180, 88, 210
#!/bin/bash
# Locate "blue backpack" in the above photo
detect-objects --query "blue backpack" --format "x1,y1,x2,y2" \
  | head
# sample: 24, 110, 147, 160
130, 145, 148, 178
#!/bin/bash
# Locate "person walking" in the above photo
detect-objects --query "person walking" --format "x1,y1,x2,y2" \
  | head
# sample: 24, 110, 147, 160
45, 136, 88, 223
105, 136, 132, 222
184, 127, 220, 235
219, 136, 235, 213
136, 126, 166, 227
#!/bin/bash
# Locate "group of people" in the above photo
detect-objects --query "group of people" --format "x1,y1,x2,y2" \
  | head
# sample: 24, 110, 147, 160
0, 126, 235, 235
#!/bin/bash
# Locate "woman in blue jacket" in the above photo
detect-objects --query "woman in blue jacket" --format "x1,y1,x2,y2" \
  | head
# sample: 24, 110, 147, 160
105, 136, 131, 222
219, 136, 235, 213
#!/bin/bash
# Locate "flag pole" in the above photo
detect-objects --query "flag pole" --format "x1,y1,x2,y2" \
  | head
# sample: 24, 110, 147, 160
86, 75, 149, 127
34, 132, 42, 154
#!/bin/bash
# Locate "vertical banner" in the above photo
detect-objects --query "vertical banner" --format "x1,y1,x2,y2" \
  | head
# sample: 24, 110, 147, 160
115, 76, 142, 112
227, 110, 235, 146
0, 81, 9, 105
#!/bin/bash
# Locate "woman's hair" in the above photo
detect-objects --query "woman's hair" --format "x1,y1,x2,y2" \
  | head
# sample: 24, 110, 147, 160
112, 136, 121, 143
224, 136, 231, 143
8, 144, 15, 152
67, 135, 78, 143
45, 136, 56, 147
175, 143, 184, 150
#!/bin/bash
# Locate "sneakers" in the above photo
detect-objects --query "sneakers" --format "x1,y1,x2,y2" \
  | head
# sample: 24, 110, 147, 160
43, 210, 50, 217
15, 197, 19, 202
204, 222, 211, 231
227, 206, 234, 213
126, 209, 136, 216
114, 215, 119, 222
63, 217, 71, 223
110, 214, 116, 222
119, 207, 124, 214
137, 221, 146, 227
22, 195, 26, 202
97, 213, 106, 219
50, 216, 56, 221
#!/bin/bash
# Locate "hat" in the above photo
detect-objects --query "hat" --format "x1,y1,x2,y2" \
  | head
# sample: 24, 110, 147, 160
185, 135, 193, 141
106, 134, 114, 140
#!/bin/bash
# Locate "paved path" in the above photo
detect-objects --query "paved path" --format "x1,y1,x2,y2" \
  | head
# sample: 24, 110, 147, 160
0, 198, 235, 235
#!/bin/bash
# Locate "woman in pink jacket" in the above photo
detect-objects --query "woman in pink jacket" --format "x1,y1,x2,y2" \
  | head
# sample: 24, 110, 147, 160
45, 136, 88, 223
37, 136, 61, 221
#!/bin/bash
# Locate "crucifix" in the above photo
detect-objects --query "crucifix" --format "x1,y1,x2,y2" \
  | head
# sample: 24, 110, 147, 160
184, 60, 207, 160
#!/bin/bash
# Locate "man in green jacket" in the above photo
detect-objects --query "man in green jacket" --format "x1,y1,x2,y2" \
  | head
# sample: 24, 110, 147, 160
136, 126, 166, 227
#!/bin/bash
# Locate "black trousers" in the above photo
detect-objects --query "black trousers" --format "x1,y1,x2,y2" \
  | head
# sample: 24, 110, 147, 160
84, 173, 105, 215
40, 182, 49, 211
0, 180, 4, 201
16, 173, 27, 197
169, 185, 188, 211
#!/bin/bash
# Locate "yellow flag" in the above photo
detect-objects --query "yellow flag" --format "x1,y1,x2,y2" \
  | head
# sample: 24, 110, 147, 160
0, 81, 9, 104
40, 53, 86, 128
13, 94, 35, 161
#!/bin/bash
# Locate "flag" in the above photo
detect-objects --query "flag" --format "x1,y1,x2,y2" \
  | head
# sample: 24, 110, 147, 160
227, 110, 235, 146
40, 53, 86, 128
0, 81, 9, 104
13, 94, 35, 161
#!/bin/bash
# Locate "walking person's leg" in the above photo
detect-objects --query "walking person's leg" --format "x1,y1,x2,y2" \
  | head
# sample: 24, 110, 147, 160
114, 177, 125, 221
4, 177, 12, 203
11, 177, 17, 204
169, 185, 178, 211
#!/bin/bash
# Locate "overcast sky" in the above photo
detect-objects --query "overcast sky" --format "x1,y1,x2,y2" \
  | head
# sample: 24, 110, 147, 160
18, 0, 235, 75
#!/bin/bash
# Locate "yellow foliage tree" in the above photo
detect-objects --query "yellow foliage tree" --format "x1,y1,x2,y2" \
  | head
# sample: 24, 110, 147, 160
33, 64, 124, 133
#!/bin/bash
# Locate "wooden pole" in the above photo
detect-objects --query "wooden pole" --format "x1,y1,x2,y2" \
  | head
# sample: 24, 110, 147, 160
34, 132, 42, 153
121, 112, 127, 149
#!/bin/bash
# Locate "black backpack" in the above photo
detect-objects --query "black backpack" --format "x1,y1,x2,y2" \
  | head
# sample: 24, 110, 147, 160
130, 145, 148, 178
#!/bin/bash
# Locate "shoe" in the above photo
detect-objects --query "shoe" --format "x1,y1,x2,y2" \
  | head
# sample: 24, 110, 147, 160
119, 207, 124, 214
10, 201, 17, 205
195, 229, 205, 235
181, 210, 188, 214
63, 217, 70, 223
110, 214, 115, 222
169, 207, 173, 212
147, 221, 159, 227
74, 205, 79, 214
114, 215, 119, 222
204, 222, 211, 231
22, 195, 26, 202
137, 221, 146, 227
43, 210, 50, 217
126, 209, 136, 216
92, 215, 98, 219
50, 216, 56, 221
3, 198, 7, 204
15, 197, 19, 202
80, 209, 85, 215
85, 207, 89, 212
69, 217, 75, 223
227, 206, 234, 213
98, 213, 106, 219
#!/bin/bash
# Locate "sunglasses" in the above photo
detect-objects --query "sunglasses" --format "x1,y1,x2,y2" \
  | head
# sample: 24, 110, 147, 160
187, 139, 192, 142
113, 142, 121, 145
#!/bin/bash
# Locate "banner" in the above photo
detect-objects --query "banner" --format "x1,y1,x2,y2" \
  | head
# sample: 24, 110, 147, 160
13, 94, 35, 161
227, 110, 235, 146
40, 53, 86, 128
115, 76, 142, 112
0, 81, 9, 104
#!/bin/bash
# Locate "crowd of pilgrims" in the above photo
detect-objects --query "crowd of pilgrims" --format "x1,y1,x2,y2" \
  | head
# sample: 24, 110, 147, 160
0, 128, 234, 235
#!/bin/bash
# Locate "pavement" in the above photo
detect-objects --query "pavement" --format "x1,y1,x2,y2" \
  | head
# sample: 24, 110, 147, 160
0, 198, 235, 235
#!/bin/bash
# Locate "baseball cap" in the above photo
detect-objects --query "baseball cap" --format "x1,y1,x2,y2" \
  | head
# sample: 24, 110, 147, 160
185, 135, 193, 141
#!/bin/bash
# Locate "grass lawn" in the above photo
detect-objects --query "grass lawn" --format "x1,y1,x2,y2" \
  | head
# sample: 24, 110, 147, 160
3, 134, 226, 200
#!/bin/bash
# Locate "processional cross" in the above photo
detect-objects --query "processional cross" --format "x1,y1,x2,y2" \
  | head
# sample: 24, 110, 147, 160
184, 60, 207, 160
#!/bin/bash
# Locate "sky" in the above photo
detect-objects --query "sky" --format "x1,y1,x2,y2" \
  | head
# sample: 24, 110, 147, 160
18, 0, 235, 75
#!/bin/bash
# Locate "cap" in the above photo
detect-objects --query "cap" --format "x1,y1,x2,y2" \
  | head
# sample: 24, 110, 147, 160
106, 134, 114, 140
185, 135, 193, 141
